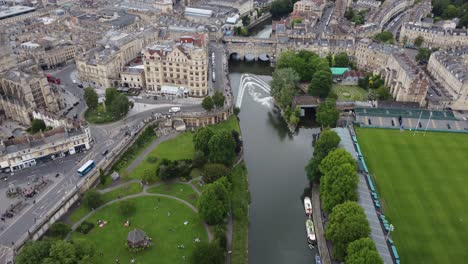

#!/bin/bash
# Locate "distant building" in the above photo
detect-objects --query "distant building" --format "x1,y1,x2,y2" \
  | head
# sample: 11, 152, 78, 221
143, 35, 208, 97
0, 122, 92, 171
293, 0, 326, 20
400, 22, 468, 48
355, 38, 398, 73
427, 48, 468, 110
121, 66, 145, 89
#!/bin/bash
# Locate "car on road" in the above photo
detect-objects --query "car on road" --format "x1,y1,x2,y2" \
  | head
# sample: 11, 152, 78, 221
169, 106, 181, 113
73, 113, 78, 119
72, 80, 77, 84
73, 102, 79, 106
77, 84, 84, 88
102, 150, 109, 156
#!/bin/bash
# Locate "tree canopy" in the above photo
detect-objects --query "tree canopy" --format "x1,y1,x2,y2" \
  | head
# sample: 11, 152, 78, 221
198, 179, 230, 225
374, 31, 394, 44
203, 163, 231, 183
30, 119, 46, 134
270, 0, 294, 19
84, 87, 98, 110
334, 52, 351, 67
270, 67, 299, 109
325, 201, 371, 260
414, 35, 424, 47
305, 130, 340, 182
320, 163, 359, 213
308, 70, 333, 98
319, 148, 357, 176
193, 127, 215, 155
202, 96, 214, 111
212, 91, 226, 108
316, 98, 339, 128
208, 130, 237, 165
104, 88, 131, 119
190, 241, 224, 264
346, 238, 383, 264
16, 239, 95, 264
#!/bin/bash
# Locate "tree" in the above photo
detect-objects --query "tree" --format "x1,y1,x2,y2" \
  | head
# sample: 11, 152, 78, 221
270, 0, 293, 19
193, 127, 214, 155
325, 201, 371, 260
47, 222, 71, 239
208, 130, 237, 165
190, 242, 224, 264
414, 35, 424, 47
270, 68, 299, 109
198, 180, 230, 225
442, 4, 459, 19
84, 87, 98, 110
99, 168, 106, 185
104, 88, 119, 108
316, 98, 339, 128
305, 130, 340, 182
241, 15, 250, 26
142, 168, 157, 184
320, 163, 359, 213
309, 70, 333, 98
48, 240, 76, 264
376, 86, 391, 100
346, 238, 383, 264
374, 31, 394, 44
231, 130, 242, 154
202, 96, 214, 111
30, 119, 46, 134
15, 240, 52, 264
118, 200, 136, 217
240, 27, 249, 36
334, 52, 350, 67
319, 148, 357, 176
109, 93, 130, 118
82, 190, 103, 210
193, 150, 207, 168
212, 91, 226, 108
203, 163, 230, 183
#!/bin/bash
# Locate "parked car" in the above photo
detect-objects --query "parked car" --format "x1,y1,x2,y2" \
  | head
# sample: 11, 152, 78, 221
77, 84, 84, 88
169, 107, 181, 113
102, 150, 109, 156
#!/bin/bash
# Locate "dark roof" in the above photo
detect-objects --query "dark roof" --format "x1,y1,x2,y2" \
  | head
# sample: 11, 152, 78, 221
342, 70, 364, 79
127, 229, 146, 243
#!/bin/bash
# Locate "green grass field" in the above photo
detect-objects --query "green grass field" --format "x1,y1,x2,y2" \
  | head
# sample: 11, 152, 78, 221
147, 183, 199, 207
332, 85, 368, 101
70, 196, 208, 264
356, 128, 468, 263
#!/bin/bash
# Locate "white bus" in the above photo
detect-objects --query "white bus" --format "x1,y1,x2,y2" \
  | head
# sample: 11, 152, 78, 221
77, 160, 95, 177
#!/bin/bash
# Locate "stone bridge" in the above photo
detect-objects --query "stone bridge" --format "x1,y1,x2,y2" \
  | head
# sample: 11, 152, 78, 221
223, 36, 278, 61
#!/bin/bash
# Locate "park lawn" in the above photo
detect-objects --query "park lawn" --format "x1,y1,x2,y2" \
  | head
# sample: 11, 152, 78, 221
70, 196, 208, 264
230, 163, 249, 264
69, 183, 143, 223
356, 128, 468, 264
332, 85, 368, 101
147, 183, 199, 207
128, 115, 240, 181
84, 104, 118, 124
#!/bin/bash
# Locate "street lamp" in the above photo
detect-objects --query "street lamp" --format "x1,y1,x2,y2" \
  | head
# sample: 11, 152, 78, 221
385, 224, 394, 241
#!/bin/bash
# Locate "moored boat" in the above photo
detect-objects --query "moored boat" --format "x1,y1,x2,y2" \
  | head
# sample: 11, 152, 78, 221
304, 196, 312, 215
306, 219, 316, 244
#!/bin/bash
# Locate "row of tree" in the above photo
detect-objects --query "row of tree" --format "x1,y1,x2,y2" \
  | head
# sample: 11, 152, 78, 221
201, 91, 226, 112
16, 239, 96, 264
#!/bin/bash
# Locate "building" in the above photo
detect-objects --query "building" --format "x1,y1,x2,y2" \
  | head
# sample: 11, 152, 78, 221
143, 35, 208, 97
76, 29, 159, 88
341, 70, 365, 85
122, 0, 174, 12
0, 63, 61, 125
0, 122, 92, 171
121, 65, 145, 89
293, 0, 326, 19
427, 48, 468, 110
400, 22, 468, 48
18, 36, 81, 69
355, 38, 398, 72
0, 5, 36, 21
0, 30, 15, 73
383, 53, 430, 105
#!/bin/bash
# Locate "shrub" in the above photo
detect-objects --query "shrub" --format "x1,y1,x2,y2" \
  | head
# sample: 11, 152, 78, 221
146, 156, 158, 164
77, 221, 95, 234
82, 191, 103, 210
47, 222, 70, 239
203, 164, 230, 183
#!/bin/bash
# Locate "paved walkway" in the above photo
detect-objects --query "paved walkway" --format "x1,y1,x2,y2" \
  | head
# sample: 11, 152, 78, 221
311, 185, 332, 264
126, 133, 179, 173
96, 179, 141, 194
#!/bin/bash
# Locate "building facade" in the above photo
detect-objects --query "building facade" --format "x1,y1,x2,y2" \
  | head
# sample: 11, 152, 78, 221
400, 22, 468, 48
0, 123, 92, 171
355, 38, 398, 73
383, 53, 430, 105
19, 37, 81, 69
427, 48, 468, 110
143, 36, 208, 97
0, 65, 61, 125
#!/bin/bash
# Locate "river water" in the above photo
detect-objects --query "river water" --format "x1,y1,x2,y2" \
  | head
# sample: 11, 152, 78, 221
229, 71, 319, 263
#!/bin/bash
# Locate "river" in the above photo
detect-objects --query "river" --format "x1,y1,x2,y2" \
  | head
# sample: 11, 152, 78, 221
230, 70, 319, 263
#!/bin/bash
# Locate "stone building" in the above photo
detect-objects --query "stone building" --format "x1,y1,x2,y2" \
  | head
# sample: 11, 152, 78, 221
18, 37, 81, 69
143, 35, 208, 97
293, 0, 326, 19
427, 48, 468, 110
76, 28, 159, 88
121, 66, 146, 89
0, 63, 61, 125
400, 22, 468, 48
0, 122, 92, 171
354, 38, 398, 73
383, 53, 430, 106
0, 31, 15, 73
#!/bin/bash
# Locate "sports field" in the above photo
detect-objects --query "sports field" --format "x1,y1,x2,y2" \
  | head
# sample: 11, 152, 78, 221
356, 128, 468, 264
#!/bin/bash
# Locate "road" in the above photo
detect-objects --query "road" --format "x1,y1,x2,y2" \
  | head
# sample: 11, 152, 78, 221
210, 43, 229, 94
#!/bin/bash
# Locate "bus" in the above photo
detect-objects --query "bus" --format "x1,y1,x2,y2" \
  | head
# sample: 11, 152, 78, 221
77, 160, 95, 177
